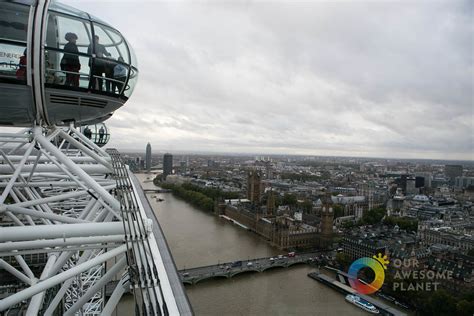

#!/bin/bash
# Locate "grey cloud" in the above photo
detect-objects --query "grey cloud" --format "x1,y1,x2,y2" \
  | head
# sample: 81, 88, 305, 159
65, 0, 473, 160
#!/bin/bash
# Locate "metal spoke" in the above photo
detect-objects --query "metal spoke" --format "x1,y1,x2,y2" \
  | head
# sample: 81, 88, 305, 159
0, 125, 185, 315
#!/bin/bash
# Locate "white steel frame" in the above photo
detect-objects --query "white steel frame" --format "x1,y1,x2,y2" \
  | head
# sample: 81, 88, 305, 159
0, 126, 176, 315
0, 0, 183, 314
0, 126, 129, 315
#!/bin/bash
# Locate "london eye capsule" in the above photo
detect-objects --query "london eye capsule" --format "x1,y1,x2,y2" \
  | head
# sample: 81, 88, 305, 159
0, 1, 138, 127
80, 122, 110, 147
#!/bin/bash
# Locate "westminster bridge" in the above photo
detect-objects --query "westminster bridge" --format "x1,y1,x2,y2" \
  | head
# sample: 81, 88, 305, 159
179, 252, 324, 285
106, 252, 325, 295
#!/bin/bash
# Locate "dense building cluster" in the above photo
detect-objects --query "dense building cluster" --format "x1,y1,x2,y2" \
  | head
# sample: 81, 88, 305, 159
117, 148, 474, 313
127, 148, 473, 292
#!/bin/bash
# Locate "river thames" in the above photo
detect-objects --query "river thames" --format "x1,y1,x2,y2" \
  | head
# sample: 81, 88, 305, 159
119, 174, 366, 315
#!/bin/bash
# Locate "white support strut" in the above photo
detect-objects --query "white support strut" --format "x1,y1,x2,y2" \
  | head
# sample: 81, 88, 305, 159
0, 124, 186, 314
0, 245, 127, 311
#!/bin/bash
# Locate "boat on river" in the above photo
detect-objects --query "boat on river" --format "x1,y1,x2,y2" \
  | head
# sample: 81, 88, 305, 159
345, 294, 379, 314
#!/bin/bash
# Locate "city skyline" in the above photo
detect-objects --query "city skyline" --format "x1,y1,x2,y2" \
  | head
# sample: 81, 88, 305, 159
5, 2, 472, 315
132, 147, 474, 164
65, 1, 472, 160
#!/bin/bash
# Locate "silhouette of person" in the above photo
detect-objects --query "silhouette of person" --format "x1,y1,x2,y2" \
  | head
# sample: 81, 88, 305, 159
61, 33, 81, 87
83, 126, 92, 139
98, 126, 105, 143
113, 57, 127, 93
16, 48, 27, 81
104, 59, 114, 93
88, 35, 111, 91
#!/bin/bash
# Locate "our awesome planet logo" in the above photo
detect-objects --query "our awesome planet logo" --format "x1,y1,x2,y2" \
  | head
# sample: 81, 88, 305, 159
348, 253, 389, 294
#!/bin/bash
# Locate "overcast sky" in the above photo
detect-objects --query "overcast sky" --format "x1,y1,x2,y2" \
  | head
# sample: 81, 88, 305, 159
64, 0, 473, 160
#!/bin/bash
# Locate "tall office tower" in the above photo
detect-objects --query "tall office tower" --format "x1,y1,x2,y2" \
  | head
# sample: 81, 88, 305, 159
145, 143, 152, 172
264, 159, 273, 179
400, 174, 408, 194
180, 160, 187, 175
135, 156, 141, 168
406, 177, 417, 195
445, 165, 463, 185
415, 176, 425, 188
247, 170, 262, 205
455, 177, 474, 189
163, 153, 173, 179
415, 172, 432, 188
207, 159, 215, 167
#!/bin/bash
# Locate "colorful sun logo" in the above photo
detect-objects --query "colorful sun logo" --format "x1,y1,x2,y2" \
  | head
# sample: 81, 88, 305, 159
348, 253, 389, 294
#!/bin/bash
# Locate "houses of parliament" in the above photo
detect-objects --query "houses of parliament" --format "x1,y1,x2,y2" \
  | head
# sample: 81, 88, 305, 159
217, 170, 334, 250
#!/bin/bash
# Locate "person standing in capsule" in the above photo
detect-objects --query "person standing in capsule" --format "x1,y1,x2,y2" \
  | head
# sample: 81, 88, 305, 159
113, 57, 127, 93
98, 126, 105, 143
61, 32, 81, 87
16, 48, 27, 81
88, 35, 111, 91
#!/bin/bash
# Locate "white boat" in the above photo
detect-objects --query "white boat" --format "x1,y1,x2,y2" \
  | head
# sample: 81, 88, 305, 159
345, 294, 379, 314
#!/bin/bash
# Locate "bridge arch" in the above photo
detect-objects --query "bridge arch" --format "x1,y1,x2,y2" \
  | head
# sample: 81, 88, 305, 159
287, 261, 307, 268
230, 268, 261, 278
193, 274, 230, 284
260, 264, 287, 272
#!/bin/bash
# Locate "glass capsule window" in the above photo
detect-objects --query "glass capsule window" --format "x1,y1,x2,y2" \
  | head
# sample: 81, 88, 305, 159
80, 123, 110, 147
45, 14, 93, 54
126, 38, 138, 68
0, 3, 29, 42
44, 49, 91, 89
43, 10, 137, 98
48, 2, 90, 20
0, 3, 30, 82
92, 24, 129, 63
124, 38, 138, 97
0, 3, 138, 99
45, 12, 93, 89
89, 23, 132, 94
106, 28, 130, 64
124, 67, 138, 98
